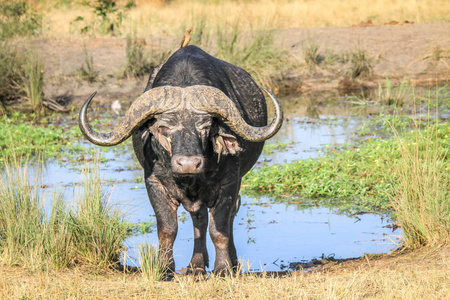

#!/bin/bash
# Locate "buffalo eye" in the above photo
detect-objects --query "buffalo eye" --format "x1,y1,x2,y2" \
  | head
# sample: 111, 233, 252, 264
158, 126, 169, 134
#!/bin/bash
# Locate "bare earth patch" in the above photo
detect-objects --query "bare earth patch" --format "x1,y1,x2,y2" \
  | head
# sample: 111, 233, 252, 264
30, 22, 450, 108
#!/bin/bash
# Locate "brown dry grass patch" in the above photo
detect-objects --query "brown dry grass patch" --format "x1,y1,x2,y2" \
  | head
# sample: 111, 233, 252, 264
1, 246, 449, 299
41, 0, 450, 38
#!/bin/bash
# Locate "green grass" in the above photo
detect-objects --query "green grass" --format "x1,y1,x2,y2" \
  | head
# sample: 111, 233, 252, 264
243, 122, 450, 215
76, 43, 98, 83
0, 113, 84, 162
391, 122, 450, 248
139, 242, 170, 281
0, 0, 42, 39
68, 162, 129, 268
0, 155, 132, 270
21, 52, 44, 115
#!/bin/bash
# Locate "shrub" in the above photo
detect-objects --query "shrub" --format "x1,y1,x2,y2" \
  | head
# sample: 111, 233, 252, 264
0, 0, 42, 39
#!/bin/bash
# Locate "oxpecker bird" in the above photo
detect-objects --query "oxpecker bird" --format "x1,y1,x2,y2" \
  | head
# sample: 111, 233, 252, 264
180, 28, 193, 48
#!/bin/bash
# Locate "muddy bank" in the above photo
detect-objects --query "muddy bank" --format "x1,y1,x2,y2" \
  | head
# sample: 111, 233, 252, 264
279, 21, 450, 92
27, 21, 450, 107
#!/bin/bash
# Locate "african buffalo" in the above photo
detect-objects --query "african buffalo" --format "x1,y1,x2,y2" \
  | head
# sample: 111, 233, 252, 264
79, 45, 283, 275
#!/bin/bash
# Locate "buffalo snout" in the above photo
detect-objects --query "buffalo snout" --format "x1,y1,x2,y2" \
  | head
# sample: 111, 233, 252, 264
171, 155, 204, 175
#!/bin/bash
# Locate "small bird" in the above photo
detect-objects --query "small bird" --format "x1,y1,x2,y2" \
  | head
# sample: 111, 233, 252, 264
180, 28, 193, 48
111, 99, 121, 115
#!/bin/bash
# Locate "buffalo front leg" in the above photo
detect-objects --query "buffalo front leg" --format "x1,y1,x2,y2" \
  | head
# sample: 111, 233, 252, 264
145, 175, 178, 273
209, 183, 240, 274
185, 202, 209, 274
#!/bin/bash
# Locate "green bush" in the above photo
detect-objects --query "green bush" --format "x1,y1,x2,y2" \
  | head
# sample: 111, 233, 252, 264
0, 0, 42, 39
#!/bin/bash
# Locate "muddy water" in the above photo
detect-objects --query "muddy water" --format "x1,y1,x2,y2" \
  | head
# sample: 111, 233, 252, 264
43, 90, 400, 272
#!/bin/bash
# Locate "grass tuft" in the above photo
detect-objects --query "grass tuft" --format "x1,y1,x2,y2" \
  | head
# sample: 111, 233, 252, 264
215, 22, 295, 90
121, 35, 152, 78
21, 52, 45, 115
139, 243, 170, 281
301, 38, 322, 70
343, 43, 372, 79
0, 154, 130, 271
377, 75, 410, 107
0, 42, 25, 107
76, 43, 98, 83
391, 122, 450, 249
69, 162, 129, 268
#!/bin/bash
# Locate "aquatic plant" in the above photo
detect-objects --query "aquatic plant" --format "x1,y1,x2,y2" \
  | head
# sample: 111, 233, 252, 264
242, 122, 450, 215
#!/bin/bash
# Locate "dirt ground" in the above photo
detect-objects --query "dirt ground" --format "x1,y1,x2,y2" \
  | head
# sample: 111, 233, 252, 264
1, 246, 449, 299
29, 21, 450, 108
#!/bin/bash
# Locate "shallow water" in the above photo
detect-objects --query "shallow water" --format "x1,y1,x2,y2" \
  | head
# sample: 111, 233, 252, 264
41, 89, 403, 272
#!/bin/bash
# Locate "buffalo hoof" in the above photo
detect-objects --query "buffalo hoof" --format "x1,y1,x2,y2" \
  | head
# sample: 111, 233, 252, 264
185, 266, 207, 276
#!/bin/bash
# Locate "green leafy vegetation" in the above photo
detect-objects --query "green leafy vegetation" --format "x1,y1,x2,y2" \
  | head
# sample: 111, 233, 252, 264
72, 0, 135, 35
243, 122, 450, 215
0, 113, 82, 161
0, 0, 42, 39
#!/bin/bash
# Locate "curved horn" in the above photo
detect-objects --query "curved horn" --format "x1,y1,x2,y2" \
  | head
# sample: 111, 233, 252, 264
79, 86, 182, 146
189, 86, 283, 142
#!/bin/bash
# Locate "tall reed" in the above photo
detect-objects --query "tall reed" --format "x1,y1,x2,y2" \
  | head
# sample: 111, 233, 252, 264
21, 52, 44, 115
391, 122, 450, 249
69, 162, 129, 268
0, 154, 130, 270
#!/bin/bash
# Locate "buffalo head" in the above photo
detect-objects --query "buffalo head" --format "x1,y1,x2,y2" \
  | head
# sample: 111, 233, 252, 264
79, 85, 283, 176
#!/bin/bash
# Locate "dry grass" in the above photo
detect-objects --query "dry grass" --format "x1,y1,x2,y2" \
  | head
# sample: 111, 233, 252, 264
1, 247, 449, 299
40, 0, 450, 38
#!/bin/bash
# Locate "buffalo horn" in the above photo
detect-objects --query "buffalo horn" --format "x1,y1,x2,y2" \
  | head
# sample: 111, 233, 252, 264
190, 86, 283, 142
78, 87, 182, 146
